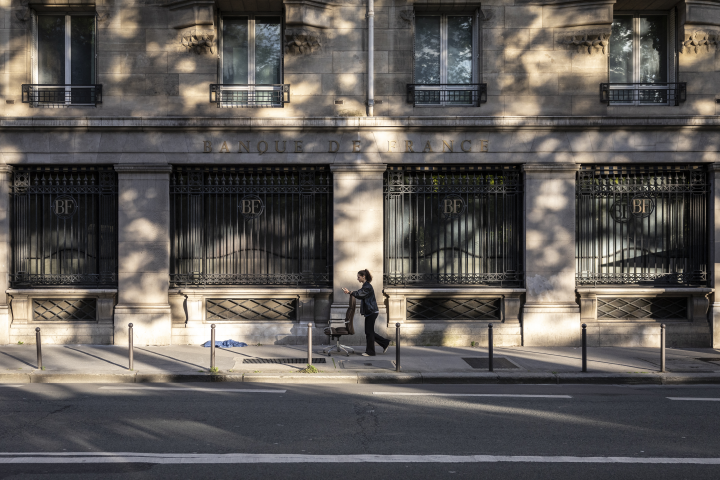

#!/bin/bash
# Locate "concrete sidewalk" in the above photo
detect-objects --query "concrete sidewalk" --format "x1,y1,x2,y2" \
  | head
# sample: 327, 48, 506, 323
1, 343, 720, 384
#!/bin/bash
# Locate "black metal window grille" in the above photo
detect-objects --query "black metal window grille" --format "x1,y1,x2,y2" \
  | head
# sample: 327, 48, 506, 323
207, 298, 296, 321
10, 167, 118, 287
384, 166, 523, 287
600, 83, 686, 106
170, 166, 332, 286
406, 297, 501, 320
209, 85, 290, 108
407, 84, 487, 107
597, 297, 687, 320
576, 165, 708, 286
33, 299, 97, 321
22, 85, 102, 108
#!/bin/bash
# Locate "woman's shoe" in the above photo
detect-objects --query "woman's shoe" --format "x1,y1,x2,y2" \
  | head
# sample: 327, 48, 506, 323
361, 353, 375, 357
382, 345, 390, 354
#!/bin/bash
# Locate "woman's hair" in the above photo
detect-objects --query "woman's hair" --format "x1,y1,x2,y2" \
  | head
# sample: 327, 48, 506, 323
357, 269, 373, 283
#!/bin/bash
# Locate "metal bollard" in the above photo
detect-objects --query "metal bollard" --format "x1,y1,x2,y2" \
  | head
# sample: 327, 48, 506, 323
396, 323, 401, 372
307, 322, 313, 365
582, 323, 587, 372
488, 323, 494, 372
128, 323, 134, 371
660, 324, 666, 373
35, 327, 42, 370
210, 324, 216, 370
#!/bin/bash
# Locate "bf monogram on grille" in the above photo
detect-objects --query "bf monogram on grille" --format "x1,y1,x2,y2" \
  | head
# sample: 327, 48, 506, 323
52, 195, 78, 219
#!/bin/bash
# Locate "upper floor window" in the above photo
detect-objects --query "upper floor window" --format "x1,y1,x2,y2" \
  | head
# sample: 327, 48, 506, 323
604, 12, 684, 106
212, 15, 287, 107
411, 14, 484, 107
25, 14, 98, 107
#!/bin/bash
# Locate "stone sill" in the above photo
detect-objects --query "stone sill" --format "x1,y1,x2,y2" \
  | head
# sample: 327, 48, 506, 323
384, 287, 525, 295
7, 289, 117, 325
3, 116, 720, 130
171, 287, 332, 296
8, 289, 118, 295
577, 287, 713, 296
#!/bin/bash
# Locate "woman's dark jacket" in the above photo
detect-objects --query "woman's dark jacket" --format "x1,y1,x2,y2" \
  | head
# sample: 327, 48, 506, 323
351, 282, 379, 316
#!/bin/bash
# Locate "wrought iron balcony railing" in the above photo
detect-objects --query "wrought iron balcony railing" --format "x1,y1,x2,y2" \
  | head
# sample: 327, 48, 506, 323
209, 84, 290, 108
600, 83, 687, 106
407, 84, 487, 107
21, 84, 102, 108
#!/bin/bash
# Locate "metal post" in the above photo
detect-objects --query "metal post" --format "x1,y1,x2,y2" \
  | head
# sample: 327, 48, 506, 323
582, 323, 587, 372
488, 323, 494, 372
396, 323, 401, 372
210, 324, 216, 370
367, 0, 374, 116
128, 323, 134, 371
35, 327, 42, 370
307, 322, 313, 365
660, 324, 666, 373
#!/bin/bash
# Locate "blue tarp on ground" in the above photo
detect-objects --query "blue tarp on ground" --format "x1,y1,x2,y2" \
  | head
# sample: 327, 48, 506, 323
202, 340, 248, 348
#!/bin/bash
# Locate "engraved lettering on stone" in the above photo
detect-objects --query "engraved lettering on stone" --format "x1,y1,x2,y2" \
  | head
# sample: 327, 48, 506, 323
239, 141, 250, 153
219, 141, 230, 153
203, 140, 212, 152
405, 141, 414, 152
275, 141, 286, 153
295, 141, 303, 153
328, 141, 339, 153
442, 140, 453, 153
388, 140, 397, 152
422, 141, 434, 153
352, 141, 361, 153
461, 140, 472, 152
257, 141, 268, 155
481, 140, 489, 152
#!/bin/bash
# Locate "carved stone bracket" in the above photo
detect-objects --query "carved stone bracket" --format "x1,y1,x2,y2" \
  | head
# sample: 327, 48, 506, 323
285, 28, 325, 55
165, 0, 215, 30
284, 0, 335, 55
569, 32, 610, 55
181, 31, 216, 54
16, 0, 30, 22
680, 30, 720, 55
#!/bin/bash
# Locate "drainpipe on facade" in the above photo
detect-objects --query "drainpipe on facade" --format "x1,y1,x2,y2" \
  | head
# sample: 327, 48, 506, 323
367, 0, 374, 117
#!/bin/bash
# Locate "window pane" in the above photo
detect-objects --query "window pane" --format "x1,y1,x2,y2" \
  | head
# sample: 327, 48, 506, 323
223, 17, 249, 84
255, 17, 281, 84
71, 16, 95, 85
639, 15, 667, 83
447, 16, 473, 84
609, 15, 633, 83
415, 16, 440, 84
38, 16, 65, 84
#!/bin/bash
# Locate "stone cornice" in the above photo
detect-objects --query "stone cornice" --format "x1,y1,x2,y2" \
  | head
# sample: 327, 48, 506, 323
2, 116, 720, 131
114, 164, 172, 174
522, 163, 579, 172
330, 164, 388, 173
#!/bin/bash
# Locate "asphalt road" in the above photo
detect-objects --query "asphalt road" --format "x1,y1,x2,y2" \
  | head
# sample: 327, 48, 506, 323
1, 383, 719, 479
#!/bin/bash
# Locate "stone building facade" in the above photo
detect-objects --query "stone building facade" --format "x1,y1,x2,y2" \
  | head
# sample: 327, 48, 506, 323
1, 0, 720, 348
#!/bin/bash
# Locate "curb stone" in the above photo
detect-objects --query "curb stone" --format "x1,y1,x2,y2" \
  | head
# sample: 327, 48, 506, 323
0, 373, 31, 383
556, 373, 662, 385
422, 372, 499, 384
31, 373, 137, 384
243, 374, 358, 384
662, 373, 720, 385
496, 372, 558, 384
358, 373, 423, 384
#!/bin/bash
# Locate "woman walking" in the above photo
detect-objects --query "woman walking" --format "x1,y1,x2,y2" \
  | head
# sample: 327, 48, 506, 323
343, 269, 390, 357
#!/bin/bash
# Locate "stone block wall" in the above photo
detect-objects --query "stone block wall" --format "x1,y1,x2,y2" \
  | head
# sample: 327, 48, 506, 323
1, 0, 718, 117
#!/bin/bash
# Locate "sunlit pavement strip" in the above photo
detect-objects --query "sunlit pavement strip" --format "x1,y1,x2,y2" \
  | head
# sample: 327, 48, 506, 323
0, 385, 25, 388
372, 393, 572, 398
667, 397, 720, 401
98, 387, 286, 393
0, 453, 718, 464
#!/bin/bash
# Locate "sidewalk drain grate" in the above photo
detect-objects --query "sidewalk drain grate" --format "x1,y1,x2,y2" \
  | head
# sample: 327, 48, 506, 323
463, 357, 519, 369
242, 358, 327, 364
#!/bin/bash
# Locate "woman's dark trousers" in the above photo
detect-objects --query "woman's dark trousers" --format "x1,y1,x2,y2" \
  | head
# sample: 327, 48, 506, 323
364, 313, 389, 355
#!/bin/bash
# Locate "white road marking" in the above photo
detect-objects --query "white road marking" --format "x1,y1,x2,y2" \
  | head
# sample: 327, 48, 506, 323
98, 387, 286, 393
372, 393, 572, 398
667, 397, 720, 402
0, 453, 717, 464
